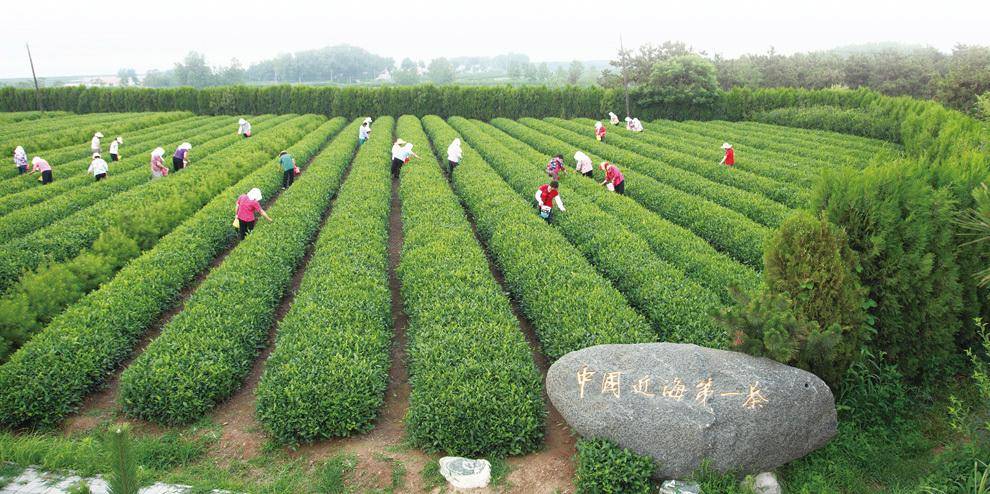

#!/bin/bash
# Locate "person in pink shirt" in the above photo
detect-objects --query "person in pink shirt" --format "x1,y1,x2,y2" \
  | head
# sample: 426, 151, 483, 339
595, 121, 607, 143
29, 156, 53, 185
234, 187, 272, 239
600, 161, 625, 195
150, 147, 168, 179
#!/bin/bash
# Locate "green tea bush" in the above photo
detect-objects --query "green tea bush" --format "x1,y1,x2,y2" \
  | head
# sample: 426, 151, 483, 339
813, 164, 961, 382
472, 119, 760, 304
118, 118, 355, 425
543, 117, 805, 211
0, 115, 308, 293
448, 117, 724, 346
752, 106, 901, 142
420, 116, 654, 360
575, 438, 654, 494
0, 116, 334, 429
397, 115, 545, 456
255, 118, 394, 444
492, 118, 769, 268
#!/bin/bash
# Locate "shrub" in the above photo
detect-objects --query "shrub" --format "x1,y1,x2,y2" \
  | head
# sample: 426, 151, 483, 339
117, 118, 354, 425
575, 438, 654, 494
752, 105, 901, 142
255, 118, 394, 443
812, 163, 961, 382
398, 115, 545, 456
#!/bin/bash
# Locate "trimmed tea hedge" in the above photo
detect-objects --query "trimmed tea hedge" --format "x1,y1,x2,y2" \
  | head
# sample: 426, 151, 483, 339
421, 115, 655, 360
0, 116, 339, 429
449, 117, 724, 346
0, 115, 315, 293
397, 115, 545, 456
255, 118, 394, 444
0, 116, 237, 225
473, 119, 761, 305
531, 118, 798, 222
117, 118, 359, 425
492, 118, 769, 268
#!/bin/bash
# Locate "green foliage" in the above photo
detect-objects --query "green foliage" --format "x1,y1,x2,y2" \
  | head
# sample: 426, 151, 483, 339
448, 116, 724, 347
105, 427, 139, 494
636, 54, 720, 108
938, 45, 990, 113
397, 116, 545, 456
118, 119, 352, 425
426, 58, 455, 84
420, 116, 654, 360
255, 118, 393, 444
977, 92, 990, 121
752, 106, 902, 142
472, 119, 761, 305
812, 163, 962, 382
574, 438, 654, 494
762, 211, 870, 385
494, 118, 769, 268
0, 116, 331, 429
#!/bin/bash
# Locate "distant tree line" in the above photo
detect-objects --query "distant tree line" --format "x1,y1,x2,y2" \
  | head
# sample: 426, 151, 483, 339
600, 41, 990, 115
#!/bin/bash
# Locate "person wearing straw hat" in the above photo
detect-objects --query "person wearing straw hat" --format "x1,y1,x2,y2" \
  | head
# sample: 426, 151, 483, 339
108, 137, 123, 162
600, 161, 625, 195
390, 138, 419, 178
534, 180, 565, 222
150, 147, 168, 179
88, 153, 109, 181
29, 156, 53, 185
278, 150, 297, 190
13, 146, 28, 175
594, 121, 607, 143
91, 132, 104, 157
574, 151, 594, 178
238, 118, 252, 138
359, 118, 373, 145
609, 112, 620, 126
234, 187, 272, 239
172, 142, 192, 172
720, 142, 735, 167
447, 138, 462, 173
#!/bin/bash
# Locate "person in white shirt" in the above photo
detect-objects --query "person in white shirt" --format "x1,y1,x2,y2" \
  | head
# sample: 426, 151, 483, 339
574, 151, 594, 177
629, 118, 644, 132
609, 112, 620, 126
238, 118, 252, 138
91, 132, 104, 156
447, 138, 462, 173
108, 137, 123, 161
359, 118, 372, 145
88, 153, 109, 181
390, 139, 419, 178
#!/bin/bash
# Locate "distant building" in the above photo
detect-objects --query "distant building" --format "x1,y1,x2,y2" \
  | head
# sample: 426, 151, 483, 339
375, 69, 392, 82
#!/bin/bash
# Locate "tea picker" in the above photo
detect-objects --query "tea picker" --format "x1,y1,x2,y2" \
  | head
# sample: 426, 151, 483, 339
720, 142, 735, 166
534, 180, 565, 222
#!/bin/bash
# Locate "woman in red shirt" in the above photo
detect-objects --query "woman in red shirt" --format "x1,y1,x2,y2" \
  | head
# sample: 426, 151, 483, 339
720, 142, 735, 166
600, 161, 625, 195
235, 188, 272, 239
534, 180, 566, 222
595, 121, 607, 143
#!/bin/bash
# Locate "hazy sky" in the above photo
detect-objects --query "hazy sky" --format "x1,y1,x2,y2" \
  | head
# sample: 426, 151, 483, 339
1, 0, 986, 78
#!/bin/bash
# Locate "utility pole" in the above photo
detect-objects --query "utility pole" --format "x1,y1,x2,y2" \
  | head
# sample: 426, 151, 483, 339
25, 43, 44, 112
619, 35, 631, 118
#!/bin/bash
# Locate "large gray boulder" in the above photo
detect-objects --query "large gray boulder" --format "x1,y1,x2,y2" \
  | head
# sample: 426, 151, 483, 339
546, 343, 836, 479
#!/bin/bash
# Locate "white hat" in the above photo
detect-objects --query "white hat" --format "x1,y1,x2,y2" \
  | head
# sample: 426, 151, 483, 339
363, 117, 373, 124
625, 117, 632, 122
395, 139, 407, 146
722, 142, 732, 149
180, 142, 192, 150
247, 188, 263, 201
92, 153, 101, 159
31, 156, 42, 165
152, 147, 165, 157
94, 132, 104, 138
14, 146, 24, 154
238, 118, 247, 125
116, 136, 123, 143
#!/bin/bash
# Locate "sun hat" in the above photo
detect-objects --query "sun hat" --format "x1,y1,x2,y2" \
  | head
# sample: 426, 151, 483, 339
247, 188, 263, 201
180, 142, 192, 150
395, 139, 407, 146
722, 142, 732, 149
94, 132, 104, 138
116, 136, 123, 143
92, 153, 101, 159
31, 156, 42, 165
152, 147, 165, 157
364, 117, 373, 124
239, 118, 247, 125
